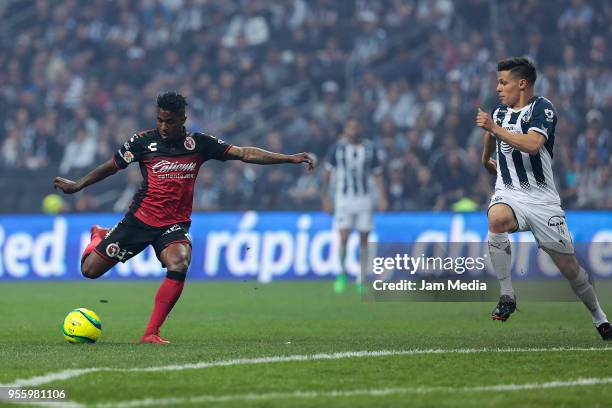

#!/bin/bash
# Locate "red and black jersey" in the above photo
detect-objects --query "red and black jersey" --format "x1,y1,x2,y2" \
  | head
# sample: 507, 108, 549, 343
113, 129, 232, 227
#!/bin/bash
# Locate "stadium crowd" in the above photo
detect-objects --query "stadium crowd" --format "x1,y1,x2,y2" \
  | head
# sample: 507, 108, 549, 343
0, 0, 611, 213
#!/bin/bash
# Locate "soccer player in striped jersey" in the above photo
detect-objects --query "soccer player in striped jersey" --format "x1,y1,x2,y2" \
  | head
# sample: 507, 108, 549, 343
477, 57, 611, 340
322, 117, 388, 294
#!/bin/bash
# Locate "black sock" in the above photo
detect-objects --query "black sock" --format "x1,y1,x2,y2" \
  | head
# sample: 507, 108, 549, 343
166, 270, 186, 282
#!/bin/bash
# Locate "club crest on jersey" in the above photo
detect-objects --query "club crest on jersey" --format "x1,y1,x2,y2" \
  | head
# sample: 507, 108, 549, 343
184, 136, 196, 151
521, 112, 531, 123
105, 242, 132, 261
106, 242, 120, 258
122, 150, 134, 163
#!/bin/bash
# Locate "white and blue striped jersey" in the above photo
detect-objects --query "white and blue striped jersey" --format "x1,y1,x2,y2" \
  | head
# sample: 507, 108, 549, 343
492, 96, 560, 205
325, 138, 384, 210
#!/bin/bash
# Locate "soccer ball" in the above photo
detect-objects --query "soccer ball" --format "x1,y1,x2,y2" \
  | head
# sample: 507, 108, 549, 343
62, 308, 102, 344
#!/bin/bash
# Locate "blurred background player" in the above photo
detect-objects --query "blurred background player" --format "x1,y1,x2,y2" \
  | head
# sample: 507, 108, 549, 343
477, 57, 611, 340
54, 91, 314, 344
322, 117, 387, 294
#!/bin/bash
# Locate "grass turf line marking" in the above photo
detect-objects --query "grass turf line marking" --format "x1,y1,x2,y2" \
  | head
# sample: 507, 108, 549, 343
2, 347, 611, 388
94, 377, 612, 407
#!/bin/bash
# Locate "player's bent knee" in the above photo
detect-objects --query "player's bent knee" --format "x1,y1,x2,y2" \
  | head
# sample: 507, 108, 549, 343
161, 243, 192, 273
488, 206, 515, 233
165, 254, 190, 274
488, 218, 509, 233
81, 263, 100, 279
81, 253, 113, 279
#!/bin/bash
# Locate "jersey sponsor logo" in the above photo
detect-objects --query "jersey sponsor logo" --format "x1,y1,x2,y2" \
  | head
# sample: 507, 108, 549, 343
148, 142, 158, 151
152, 160, 197, 174
184, 136, 196, 151
122, 151, 134, 163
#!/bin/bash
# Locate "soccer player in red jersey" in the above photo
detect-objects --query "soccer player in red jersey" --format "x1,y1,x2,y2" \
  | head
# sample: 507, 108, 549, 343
53, 92, 314, 344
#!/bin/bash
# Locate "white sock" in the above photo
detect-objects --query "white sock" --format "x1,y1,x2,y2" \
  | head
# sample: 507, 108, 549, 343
488, 232, 514, 298
569, 267, 608, 326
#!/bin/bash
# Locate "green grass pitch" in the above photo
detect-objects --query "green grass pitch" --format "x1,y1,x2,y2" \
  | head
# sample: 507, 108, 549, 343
1, 281, 612, 407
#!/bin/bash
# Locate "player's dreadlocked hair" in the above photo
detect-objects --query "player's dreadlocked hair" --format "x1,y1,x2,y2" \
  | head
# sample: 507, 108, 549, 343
157, 91, 188, 114
497, 57, 537, 85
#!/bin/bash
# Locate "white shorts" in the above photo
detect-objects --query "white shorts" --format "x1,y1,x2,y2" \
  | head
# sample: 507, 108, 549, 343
334, 208, 373, 232
488, 191, 574, 254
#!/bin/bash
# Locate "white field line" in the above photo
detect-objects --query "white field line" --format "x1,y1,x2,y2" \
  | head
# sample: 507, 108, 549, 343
2, 347, 611, 389
94, 377, 612, 408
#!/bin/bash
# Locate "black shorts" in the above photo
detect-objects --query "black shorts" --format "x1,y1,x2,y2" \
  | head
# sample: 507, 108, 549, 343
94, 213, 192, 265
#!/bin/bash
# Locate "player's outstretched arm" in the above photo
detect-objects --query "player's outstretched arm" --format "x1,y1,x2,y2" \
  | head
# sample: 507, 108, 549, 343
476, 109, 545, 155
226, 146, 315, 170
53, 159, 118, 194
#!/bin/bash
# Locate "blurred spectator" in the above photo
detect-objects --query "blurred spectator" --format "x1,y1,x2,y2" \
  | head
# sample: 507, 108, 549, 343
194, 167, 221, 211
113, 167, 143, 213
58, 129, 97, 175
0, 0, 610, 213
577, 167, 612, 209
288, 164, 321, 210
219, 167, 251, 211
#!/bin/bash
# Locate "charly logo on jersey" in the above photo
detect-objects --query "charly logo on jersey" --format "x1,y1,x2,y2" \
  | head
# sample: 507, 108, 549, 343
184, 136, 196, 151
152, 160, 197, 174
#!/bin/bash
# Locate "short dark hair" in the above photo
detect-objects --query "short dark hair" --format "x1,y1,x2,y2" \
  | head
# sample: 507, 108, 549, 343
497, 57, 537, 85
156, 91, 188, 114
